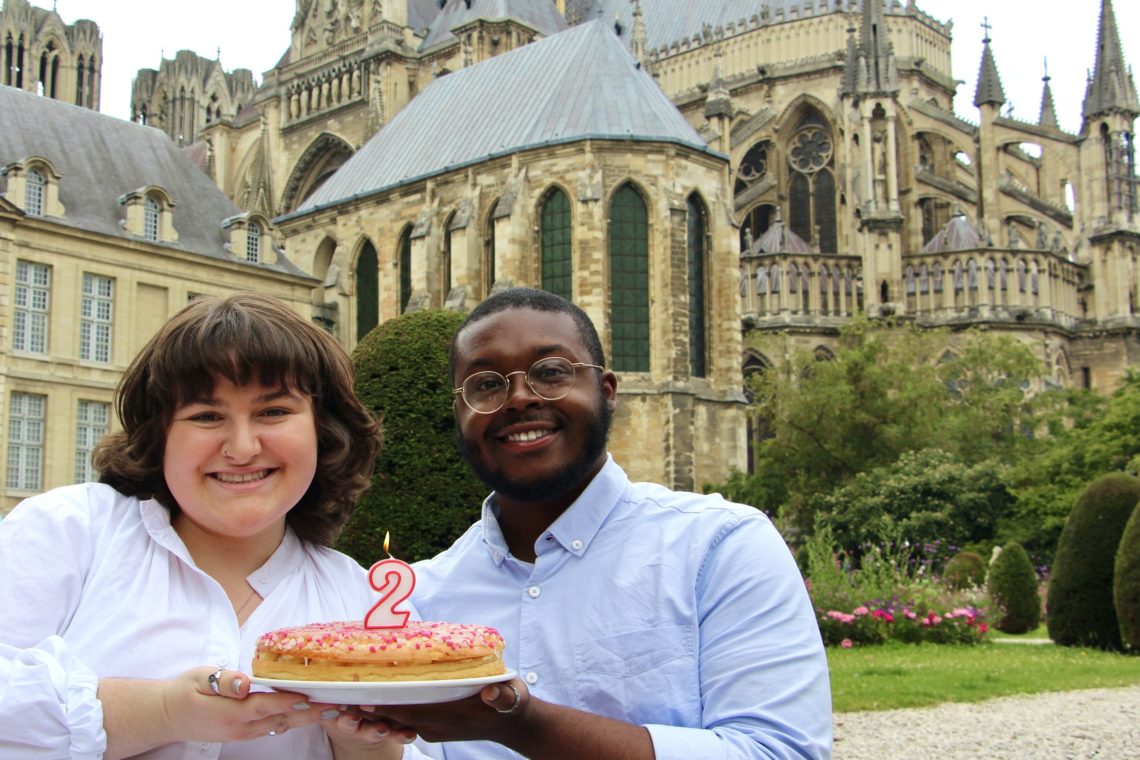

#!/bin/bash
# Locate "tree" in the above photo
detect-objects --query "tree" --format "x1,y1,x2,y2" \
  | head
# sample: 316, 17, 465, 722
811, 449, 1012, 558
1006, 374, 1140, 557
338, 309, 486, 564
730, 318, 1048, 534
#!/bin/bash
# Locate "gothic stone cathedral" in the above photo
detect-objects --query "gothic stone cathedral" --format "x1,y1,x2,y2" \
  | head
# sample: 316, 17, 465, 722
3, 0, 1138, 495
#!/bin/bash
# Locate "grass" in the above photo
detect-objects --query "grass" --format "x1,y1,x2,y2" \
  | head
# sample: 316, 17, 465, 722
986, 623, 1050, 641
828, 640, 1140, 712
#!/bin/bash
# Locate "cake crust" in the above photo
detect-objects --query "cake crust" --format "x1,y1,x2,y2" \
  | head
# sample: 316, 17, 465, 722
253, 620, 506, 682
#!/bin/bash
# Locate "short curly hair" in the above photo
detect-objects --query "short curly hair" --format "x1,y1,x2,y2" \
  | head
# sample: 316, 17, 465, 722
92, 292, 381, 546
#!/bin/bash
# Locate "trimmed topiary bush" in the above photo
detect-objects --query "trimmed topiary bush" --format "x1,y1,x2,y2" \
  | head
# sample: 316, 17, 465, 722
987, 542, 1040, 634
943, 551, 987, 590
1047, 472, 1140, 650
338, 309, 486, 565
1115, 502, 1140, 653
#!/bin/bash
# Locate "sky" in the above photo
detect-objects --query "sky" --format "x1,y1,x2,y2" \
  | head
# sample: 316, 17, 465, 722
48, 0, 1139, 135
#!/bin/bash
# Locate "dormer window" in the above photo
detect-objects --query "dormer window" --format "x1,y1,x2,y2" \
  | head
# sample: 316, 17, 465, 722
222, 213, 275, 265
143, 196, 160, 241
118, 186, 177, 243
25, 169, 44, 215
246, 222, 262, 263
2, 157, 64, 217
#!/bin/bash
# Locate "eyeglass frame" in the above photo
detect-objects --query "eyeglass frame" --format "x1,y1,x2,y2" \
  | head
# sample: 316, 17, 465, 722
452, 356, 606, 414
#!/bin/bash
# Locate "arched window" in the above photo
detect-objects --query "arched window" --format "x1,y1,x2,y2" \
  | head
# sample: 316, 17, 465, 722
687, 194, 708, 377
398, 226, 412, 313
245, 223, 261, 263
540, 187, 572, 299
24, 168, 44, 215
609, 184, 649, 372
787, 113, 837, 253
356, 241, 378, 341
143, 196, 160, 241
483, 200, 497, 298
442, 212, 454, 299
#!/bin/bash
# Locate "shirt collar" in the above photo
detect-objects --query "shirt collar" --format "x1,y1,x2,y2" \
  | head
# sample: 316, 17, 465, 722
140, 497, 303, 597
480, 454, 629, 562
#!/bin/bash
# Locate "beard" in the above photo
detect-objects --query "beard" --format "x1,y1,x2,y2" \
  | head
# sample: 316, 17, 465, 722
456, 389, 613, 504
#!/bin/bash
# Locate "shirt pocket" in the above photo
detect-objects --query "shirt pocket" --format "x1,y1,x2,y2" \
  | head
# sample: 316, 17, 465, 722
573, 624, 697, 726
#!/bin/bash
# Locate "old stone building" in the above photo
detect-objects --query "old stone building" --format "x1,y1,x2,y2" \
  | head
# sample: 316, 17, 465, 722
0, 0, 101, 108
5, 0, 1139, 493
0, 85, 317, 511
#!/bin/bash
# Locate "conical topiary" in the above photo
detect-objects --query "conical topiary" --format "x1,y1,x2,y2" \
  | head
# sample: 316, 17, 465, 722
1047, 472, 1140, 650
987, 542, 1040, 633
1114, 501, 1140, 652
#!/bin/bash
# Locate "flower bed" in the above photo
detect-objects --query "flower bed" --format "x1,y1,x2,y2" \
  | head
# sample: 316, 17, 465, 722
817, 603, 988, 647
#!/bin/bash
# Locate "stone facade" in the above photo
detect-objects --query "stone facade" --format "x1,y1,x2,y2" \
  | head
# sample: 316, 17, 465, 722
0, 0, 102, 108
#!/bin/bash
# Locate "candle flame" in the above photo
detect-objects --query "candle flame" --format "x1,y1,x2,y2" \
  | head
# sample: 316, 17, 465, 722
383, 531, 391, 556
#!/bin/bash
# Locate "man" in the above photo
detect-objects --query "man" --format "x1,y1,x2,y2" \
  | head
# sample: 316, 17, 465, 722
380, 288, 832, 759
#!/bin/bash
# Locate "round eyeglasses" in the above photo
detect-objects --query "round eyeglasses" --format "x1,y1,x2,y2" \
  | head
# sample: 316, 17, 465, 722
453, 356, 605, 414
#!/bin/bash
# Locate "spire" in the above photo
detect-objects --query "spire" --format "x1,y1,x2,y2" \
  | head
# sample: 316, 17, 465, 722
704, 46, 732, 121
973, 19, 1006, 108
631, 0, 649, 70
841, 0, 898, 98
1039, 60, 1059, 129
1082, 0, 1139, 121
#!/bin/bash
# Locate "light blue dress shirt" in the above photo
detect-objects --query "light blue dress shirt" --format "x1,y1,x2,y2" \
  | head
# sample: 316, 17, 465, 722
412, 456, 832, 759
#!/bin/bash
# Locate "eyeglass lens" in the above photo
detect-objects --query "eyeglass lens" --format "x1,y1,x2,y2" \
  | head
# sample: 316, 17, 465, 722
462, 357, 578, 412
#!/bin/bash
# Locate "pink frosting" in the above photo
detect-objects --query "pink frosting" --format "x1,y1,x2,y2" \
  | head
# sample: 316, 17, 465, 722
255, 620, 505, 663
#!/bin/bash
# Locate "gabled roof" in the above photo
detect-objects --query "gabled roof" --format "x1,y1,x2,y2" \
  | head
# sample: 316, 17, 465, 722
0, 85, 298, 273
419, 0, 567, 52
288, 20, 717, 219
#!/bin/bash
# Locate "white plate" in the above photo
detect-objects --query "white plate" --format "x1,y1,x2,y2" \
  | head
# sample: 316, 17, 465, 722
250, 670, 516, 705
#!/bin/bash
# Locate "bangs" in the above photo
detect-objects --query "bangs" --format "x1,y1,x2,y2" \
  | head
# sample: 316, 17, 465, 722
147, 297, 324, 411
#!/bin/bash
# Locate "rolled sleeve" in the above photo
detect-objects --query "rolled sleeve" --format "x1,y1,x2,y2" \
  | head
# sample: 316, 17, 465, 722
0, 635, 107, 759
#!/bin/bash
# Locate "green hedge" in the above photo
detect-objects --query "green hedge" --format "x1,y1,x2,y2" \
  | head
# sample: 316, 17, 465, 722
337, 310, 486, 564
987, 542, 1041, 634
1115, 502, 1140, 652
943, 551, 987, 590
1047, 472, 1140, 650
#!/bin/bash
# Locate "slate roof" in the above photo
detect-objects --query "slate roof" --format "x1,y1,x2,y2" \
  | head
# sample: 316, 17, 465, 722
287, 20, 718, 220
577, 0, 905, 53
0, 85, 304, 276
419, 0, 568, 52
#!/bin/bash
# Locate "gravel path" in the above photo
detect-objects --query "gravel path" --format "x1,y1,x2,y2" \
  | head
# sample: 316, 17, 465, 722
833, 686, 1140, 759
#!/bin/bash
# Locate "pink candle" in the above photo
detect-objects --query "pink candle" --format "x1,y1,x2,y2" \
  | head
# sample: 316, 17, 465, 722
364, 532, 416, 629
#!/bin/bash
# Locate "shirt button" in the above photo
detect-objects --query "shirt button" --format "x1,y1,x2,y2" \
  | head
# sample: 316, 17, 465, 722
527, 586, 541, 598
571, 539, 584, 551
525, 671, 538, 684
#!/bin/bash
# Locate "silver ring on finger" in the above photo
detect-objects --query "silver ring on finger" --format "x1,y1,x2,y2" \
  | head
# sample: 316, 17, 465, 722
494, 683, 522, 714
207, 668, 223, 696
267, 730, 278, 737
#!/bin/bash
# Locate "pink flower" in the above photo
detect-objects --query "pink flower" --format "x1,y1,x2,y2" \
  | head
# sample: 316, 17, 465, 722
840, 638, 854, 649
905, 610, 917, 620
854, 606, 870, 616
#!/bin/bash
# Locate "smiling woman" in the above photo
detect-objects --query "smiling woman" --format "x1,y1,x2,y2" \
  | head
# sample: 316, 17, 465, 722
0, 294, 426, 758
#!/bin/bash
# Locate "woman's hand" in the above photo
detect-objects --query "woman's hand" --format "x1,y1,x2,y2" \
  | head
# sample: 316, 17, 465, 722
100, 666, 340, 758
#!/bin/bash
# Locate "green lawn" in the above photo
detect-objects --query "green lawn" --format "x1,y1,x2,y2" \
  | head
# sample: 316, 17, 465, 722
828, 640, 1140, 712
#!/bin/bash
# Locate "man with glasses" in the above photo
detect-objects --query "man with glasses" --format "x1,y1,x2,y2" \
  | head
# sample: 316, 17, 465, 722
372, 288, 831, 759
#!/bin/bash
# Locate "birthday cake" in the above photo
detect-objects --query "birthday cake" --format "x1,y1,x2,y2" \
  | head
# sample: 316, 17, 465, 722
252, 620, 506, 682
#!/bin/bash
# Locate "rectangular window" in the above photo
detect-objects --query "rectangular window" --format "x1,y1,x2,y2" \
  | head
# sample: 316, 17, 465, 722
7, 392, 46, 491
75, 399, 109, 483
80, 273, 114, 363
13, 260, 50, 354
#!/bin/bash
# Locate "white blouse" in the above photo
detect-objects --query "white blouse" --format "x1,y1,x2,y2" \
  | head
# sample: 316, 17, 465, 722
0, 483, 400, 760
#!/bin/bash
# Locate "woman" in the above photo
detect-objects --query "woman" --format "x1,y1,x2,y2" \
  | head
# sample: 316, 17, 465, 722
0, 293, 415, 758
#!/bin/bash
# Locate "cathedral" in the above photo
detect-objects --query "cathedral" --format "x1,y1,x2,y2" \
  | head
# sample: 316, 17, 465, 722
1, 0, 1138, 502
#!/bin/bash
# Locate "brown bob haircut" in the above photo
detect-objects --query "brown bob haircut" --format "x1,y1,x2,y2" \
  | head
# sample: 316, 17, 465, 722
92, 292, 381, 546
